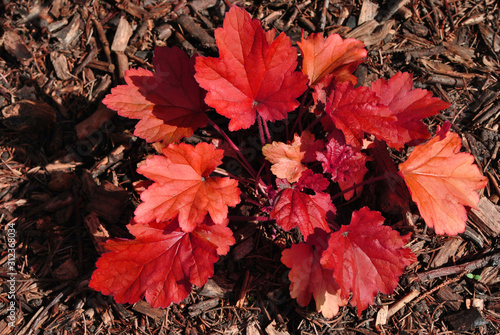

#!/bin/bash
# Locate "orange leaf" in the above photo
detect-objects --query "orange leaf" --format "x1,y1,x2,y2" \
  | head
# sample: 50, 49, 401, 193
262, 131, 321, 183
399, 129, 488, 235
298, 32, 366, 86
135, 142, 241, 232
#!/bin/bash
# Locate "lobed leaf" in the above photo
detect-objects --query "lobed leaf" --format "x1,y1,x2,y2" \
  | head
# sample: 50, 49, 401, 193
398, 128, 488, 235
103, 47, 208, 143
194, 6, 308, 131
89, 217, 235, 308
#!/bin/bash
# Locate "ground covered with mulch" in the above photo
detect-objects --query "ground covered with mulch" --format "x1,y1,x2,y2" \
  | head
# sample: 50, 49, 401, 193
1, 0, 500, 334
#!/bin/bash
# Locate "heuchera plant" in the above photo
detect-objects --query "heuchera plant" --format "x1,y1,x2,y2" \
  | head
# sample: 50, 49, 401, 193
90, 6, 488, 318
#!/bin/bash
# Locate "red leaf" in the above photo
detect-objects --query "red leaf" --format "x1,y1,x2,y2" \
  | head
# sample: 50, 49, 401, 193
316, 136, 369, 200
281, 230, 347, 318
399, 129, 488, 235
135, 142, 241, 232
271, 181, 334, 238
317, 80, 398, 148
298, 32, 366, 86
320, 207, 415, 317
194, 6, 308, 131
370, 72, 450, 149
89, 217, 235, 308
103, 46, 209, 143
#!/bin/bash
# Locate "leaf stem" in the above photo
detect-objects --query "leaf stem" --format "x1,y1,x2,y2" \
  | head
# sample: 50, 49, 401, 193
228, 215, 272, 222
208, 119, 258, 179
331, 172, 401, 200
257, 116, 266, 145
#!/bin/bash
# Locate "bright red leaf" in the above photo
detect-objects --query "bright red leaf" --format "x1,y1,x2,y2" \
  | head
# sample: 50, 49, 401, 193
398, 128, 488, 235
316, 80, 398, 148
89, 217, 235, 308
370, 72, 450, 149
320, 207, 415, 317
316, 135, 369, 200
281, 230, 347, 318
194, 6, 308, 131
298, 32, 366, 86
103, 46, 209, 143
135, 142, 241, 232
271, 172, 335, 238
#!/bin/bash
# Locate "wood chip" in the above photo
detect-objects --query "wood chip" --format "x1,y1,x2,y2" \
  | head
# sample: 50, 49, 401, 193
2, 100, 56, 133
265, 320, 290, 335
2, 30, 32, 64
132, 300, 165, 320
84, 212, 110, 254
50, 52, 72, 80
436, 285, 462, 311
187, 298, 219, 317
430, 237, 463, 268
469, 197, 500, 237
111, 16, 133, 53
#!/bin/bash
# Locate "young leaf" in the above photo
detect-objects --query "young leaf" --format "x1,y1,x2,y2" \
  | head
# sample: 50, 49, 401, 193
398, 129, 488, 235
316, 80, 398, 148
135, 142, 241, 232
320, 207, 415, 317
298, 32, 366, 86
262, 131, 322, 183
370, 72, 450, 149
89, 217, 235, 308
271, 172, 335, 238
316, 135, 369, 200
194, 6, 308, 131
103, 46, 209, 143
281, 230, 347, 318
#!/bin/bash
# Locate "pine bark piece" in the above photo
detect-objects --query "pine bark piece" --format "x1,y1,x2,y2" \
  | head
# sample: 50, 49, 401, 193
2, 100, 56, 133
436, 285, 462, 311
442, 308, 487, 331
84, 212, 110, 254
469, 197, 500, 237
430, 237, 463, 268
111, 16, 133, 53
75, 103, 116, 140
199, 278, 234, 299
87, 181, 128, 224
176, 13, 216, 51
188, 298, 219, 317
50, 52, 72, 80
132, 301, 166, 320
265, 320, 290, 335
2, 30, 32, 65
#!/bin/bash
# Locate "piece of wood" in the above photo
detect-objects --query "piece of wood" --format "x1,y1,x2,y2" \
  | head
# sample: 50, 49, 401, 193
84, 212, 110, 254
87, 181, 128, 224
265, 320, 290, 335
75, 103, 116, 140
359, 0, 379, 25
187, 298, 219, 317
111, 16, 133, 53
50, 52, 72, 80
430, 237, 463, 268
132, 301, 165, 320
2, 100, 56, 133
2, 30, 32, 65
469, 197, 500, 237
436, 285, 462, 311
443, 308, 487, 331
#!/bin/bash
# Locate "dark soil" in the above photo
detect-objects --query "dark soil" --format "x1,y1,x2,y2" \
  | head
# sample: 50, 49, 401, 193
1, 0, 500, 334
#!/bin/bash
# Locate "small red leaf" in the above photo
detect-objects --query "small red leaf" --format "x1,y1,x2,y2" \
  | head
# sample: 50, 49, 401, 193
135, 142, 241, 232
103, 47, 209, 143
370, 72, 450, 149
316, 136, 369, 200
282, 230, 347, 318
89, 217, 235, 308
317, 80, 398, 148
321, 207, 415, 317
194, 6, 308, 131
271, 186, 334, 238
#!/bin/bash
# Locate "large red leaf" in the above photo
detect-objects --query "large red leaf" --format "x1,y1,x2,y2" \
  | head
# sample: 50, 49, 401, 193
135, 142, 241, 232
317, 80, 398, 148
89, 217, 235, 308
298, 32, 366, 86
370, 72, 450, 149
398, 128, 488, 235
281, 230, 347, 318
320, 207, 415, 317
103, 46, 209, 143
271, 173, 334, 238
316, 135, 369, 200
194, 6, 308, 131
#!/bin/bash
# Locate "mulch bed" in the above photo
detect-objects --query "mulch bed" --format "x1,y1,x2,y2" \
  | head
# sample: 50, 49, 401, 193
1, 0, 499, 334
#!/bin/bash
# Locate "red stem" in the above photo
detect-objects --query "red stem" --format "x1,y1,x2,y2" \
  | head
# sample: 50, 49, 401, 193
331, 172, 401, 200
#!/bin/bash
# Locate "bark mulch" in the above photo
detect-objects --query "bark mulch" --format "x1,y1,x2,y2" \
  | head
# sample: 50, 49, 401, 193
1, 0, 500, 334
